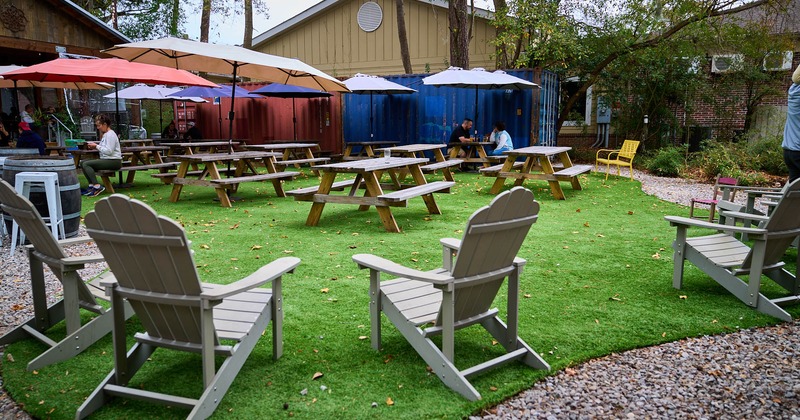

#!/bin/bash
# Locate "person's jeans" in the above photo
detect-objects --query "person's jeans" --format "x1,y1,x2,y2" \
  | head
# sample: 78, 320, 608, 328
81, 158, 122, 185
784, 148, 800, 182
489, 147, 512, 156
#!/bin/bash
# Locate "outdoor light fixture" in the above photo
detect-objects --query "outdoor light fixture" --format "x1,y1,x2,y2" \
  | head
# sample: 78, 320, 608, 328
643, 114, 649, 124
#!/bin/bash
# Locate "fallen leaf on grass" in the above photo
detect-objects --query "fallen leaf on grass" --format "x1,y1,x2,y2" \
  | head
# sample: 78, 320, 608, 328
651, 252, 661, 259
6, 354, 13, 362
662, 332, 666, 338
523, 293, 532, 298
200, 244, 210, 249
230, 223, 239, 230
230, 258, 238, 261
283, 250, 294, 254
250, 245, 262, 250
312, 372, 324, 380
583, 222, 590, 227
320, 288, 329, 293
679, 295, 688, 300
386, 397, 394, 406
358, 336, 368, 340
490, 386, 498, 391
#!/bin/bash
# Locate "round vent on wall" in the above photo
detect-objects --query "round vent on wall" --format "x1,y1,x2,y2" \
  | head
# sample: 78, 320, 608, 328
357, 2, 383, 33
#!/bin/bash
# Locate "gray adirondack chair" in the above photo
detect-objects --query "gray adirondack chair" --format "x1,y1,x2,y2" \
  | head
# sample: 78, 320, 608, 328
0, 179, 130, 371
666, 178, 800, 322
76, 194, 301, 419
352, 187, 550, 401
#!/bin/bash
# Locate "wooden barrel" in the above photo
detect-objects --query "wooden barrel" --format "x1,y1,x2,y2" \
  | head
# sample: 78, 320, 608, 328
0, 148, 40, 157
2, 156, 82, 238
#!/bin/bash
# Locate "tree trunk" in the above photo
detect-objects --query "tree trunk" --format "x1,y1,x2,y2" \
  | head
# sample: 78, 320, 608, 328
169, 0, 179, 37
493, 0, 508, 68
448, 0, 469, 68
243, 0, 253, 47
396, 0, 412, 73
200, 0, 211, 42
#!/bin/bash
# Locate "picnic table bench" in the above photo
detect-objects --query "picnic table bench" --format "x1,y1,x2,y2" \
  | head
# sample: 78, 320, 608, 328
97, 162, 179, 193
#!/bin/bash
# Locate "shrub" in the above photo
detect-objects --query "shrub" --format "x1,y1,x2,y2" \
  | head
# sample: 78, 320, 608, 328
691, 139, 746, 180
642, 145, 686, 177
745, 135, 787, 176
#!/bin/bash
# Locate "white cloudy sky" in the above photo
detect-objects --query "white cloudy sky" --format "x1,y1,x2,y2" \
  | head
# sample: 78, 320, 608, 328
183, 0, 494, 45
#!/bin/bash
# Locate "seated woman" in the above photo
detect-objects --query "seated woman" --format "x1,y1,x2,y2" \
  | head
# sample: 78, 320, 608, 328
161, 120, 179, 140
80, 114, 122, 196
488, 121, 513, 156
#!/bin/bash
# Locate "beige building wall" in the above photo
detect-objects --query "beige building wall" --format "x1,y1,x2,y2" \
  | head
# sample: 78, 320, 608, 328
253, 0, 497, 77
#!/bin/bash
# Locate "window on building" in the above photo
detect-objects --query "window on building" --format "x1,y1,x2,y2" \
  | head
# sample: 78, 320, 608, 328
561, 77, 592, 126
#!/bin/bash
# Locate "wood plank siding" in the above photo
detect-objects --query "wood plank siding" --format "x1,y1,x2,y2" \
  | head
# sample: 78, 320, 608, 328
254, 0, 496, 77
0, 0, 126, 61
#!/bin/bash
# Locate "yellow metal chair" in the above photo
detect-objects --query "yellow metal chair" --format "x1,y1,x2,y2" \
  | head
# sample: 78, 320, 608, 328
595, 140, 640, 180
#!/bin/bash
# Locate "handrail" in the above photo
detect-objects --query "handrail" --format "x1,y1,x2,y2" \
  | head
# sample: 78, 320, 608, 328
46, 114, 73, 146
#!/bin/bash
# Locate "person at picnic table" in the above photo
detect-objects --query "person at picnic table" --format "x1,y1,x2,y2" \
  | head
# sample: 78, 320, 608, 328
20, 104, 35, 124
449, 118, 473, 158
16, 121, 45, 155
0, 120, 11, 147
183, 121, 203, 141
782, 63, 800, 182
161, 120, 179, 140
488, 121, 514, 156
80, 114, 122, 197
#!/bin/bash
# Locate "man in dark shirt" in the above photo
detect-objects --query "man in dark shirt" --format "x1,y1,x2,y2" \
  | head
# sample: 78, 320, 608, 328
183, 121, 203, 141
16, 121, 45, 155
448, 118, 473, 158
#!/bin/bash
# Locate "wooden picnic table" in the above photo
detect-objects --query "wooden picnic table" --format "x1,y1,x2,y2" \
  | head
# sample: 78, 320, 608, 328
483, 146, 593, 199
343, 141, 398, 159
119, 139, 155, 145
168, 150, 296, 207
286, 157, 454, 233
447, 141, 497, 168
375, 143, 462, 182
161, 141, 242, 156
243, 142, 329, 174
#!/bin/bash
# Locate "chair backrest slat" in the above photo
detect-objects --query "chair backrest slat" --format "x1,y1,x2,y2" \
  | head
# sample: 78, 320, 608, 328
618, 140, 640, 160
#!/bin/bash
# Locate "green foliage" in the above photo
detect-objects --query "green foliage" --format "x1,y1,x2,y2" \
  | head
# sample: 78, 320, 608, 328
5, 170, 796, 418
745, 135, 787, 176
642, 145, 686, 177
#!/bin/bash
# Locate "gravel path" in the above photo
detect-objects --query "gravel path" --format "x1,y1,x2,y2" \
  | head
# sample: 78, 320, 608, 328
0, 171, 794, 419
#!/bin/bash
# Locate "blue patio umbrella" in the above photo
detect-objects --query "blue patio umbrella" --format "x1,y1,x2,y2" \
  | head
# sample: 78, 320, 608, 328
168, 85, 261, 138
251, 83, 332, 140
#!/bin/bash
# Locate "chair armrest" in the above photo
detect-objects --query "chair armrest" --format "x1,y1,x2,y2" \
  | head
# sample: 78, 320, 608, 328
664, 215, 765, 235
595, 148, 619, 160
201, 257, 301, 300
352, 253, 453, 285
440, 237, 461, 251
61, 253, 106, 265
56, 235, 95, 247
718, 210, 769, 224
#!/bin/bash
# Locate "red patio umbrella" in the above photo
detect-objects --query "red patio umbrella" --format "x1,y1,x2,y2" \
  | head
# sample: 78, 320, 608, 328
3, 58, 215, 130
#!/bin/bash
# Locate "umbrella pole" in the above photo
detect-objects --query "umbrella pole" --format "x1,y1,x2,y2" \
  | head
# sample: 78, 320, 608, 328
13, 81, 19, 124
114, 81, 121, 134
218, 98, 222, 139
369, 92, 374, 139
159, 101, 163, 134
227, 66, 238, 154
474, 86, 478, 138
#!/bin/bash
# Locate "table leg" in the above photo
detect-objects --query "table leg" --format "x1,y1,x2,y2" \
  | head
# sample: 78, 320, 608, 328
125, 153, 141, 184
364, 171, 399, 232
207, 163, 232, 207
306, 172, 337, 226
364, 146, 375, 157
409, 164, 441, 215
540, 157, 566, 200
490, 156, 518, 194
433, 149, 455, 182
169, 161, 190, 203
476, 145, 492, 168
448, 145, 460, 159
264, 156, 287, 197
303, 147, 321, 176
343, 144, 354, 158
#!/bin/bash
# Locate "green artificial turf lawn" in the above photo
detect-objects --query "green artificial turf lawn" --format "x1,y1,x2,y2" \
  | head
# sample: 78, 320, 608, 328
3, 168, 797, 419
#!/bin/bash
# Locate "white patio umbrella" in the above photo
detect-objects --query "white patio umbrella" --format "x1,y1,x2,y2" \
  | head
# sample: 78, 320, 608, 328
103, 36, 349, 152
342, 73, 416, 139
103, 83, 205, 132
422, 67, 538, 136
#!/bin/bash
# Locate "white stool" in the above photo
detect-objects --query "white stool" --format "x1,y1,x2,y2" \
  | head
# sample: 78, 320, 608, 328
0, 157, 5, 240
10, 172, 65, 255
